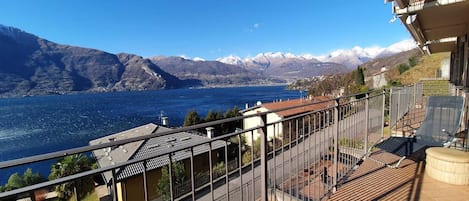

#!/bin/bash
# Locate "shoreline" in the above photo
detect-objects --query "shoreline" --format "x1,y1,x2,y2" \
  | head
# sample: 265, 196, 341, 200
0, 83, 294, 99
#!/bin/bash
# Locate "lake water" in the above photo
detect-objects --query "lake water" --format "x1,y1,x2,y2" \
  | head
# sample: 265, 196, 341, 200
0, 86, 301, 183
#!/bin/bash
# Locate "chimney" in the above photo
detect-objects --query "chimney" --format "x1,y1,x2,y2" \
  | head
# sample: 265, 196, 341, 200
206, 127, 214, 138
245, 103, 249, 109
162, 117, 169, 126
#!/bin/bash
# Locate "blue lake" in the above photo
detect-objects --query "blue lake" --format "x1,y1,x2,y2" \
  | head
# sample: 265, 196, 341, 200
0, 86, 301, 183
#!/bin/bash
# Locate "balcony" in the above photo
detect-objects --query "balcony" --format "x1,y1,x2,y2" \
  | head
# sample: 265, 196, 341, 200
0, 80, 468, 201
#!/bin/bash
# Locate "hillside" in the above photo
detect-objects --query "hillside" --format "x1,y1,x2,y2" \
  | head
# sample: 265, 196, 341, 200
287, 49, 424, 90
390, 52, 450, 85
360, 48, 423, 76
0, 25, 181, 97
150, 56, 278, 87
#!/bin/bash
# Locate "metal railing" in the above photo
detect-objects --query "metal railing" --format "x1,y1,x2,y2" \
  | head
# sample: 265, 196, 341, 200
0, 91, 385, 201
389, 82, 423, 130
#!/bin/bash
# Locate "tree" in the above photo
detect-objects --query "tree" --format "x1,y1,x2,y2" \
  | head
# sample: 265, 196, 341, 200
221, 106, 241, 134
398, 63, 410, 74
224, 106, 240, 118
205, 109, 217, 122
6, 173, 24, 190
23, 168, 44, 186
212, 162, 226, 179
49, 154, 94, 201
408, 56, 418, 67
353, 66, 365, 85
156, 162, 187, 201
0, 168, 45, 192
242, 149, 252, 166
241, 139, 262, 165
215, 110, 223, 120
183, 110, 200, 127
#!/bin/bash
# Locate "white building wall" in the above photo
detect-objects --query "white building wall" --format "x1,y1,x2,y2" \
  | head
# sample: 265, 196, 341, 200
242, 107, 283, 146
372, 73, 387, 89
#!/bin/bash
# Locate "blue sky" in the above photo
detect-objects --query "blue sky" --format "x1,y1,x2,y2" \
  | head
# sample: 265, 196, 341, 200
0, 0, 410, 59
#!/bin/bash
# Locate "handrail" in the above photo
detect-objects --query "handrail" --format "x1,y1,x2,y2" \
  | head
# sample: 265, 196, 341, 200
0, 90, 382, 169
0, 90, 385, 201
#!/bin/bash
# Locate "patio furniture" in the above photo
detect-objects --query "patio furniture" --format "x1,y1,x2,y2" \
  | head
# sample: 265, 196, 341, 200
413, 96, 465, 149
369, 96, 465, 168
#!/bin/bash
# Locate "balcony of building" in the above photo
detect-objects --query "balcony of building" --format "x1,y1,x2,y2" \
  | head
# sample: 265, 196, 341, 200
2, 1, 469, 200
1, 76, 468, 201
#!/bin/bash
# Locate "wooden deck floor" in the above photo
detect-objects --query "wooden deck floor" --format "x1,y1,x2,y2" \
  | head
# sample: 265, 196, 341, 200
328, 148, 469, 201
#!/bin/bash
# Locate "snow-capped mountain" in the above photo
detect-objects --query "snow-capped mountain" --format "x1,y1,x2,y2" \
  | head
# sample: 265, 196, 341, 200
316, 39, 417, 68
217, 52, 346, 80
217, 39, 417, 69
217, 52, 319, 68
217, 55, 245, 67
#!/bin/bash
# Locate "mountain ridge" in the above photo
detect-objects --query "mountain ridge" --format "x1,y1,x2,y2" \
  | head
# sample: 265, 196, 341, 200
216, 39, 417, 69
0, 24, 416, 97
0, 25, 181, 97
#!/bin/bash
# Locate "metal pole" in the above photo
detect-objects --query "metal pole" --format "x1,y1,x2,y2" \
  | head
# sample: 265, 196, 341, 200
237, 134, 244, 201
272, 123, 277, 201
364, 93, 369, 156
208, 143, 214, 201
389, 88, 393, 134
190, 148, 195, 201
168, 155, 174, 201
332, 99, 339, 192
260, 114, 269, 201
381, 90, 386, 141
250, 131, 254, 200
295, 118, 299, 198
397, 88, 401, 135
74, 186, 78, 201
112, 169, 118, 201
143, 161, 148, 201
225, 142, 229, 201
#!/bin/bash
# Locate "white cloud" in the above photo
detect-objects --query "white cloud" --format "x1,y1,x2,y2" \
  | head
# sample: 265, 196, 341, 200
247, 23, 261, 32
386, 39, 417, 53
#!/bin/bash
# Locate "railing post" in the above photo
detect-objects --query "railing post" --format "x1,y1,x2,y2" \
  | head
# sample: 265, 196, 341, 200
364, 93, 369, 156
389, 88, 393, 134
143, 160, 149, 201
260, 113, 269, 201
111, 169, 118, 201
208, 143, 214, 201
74, 186, 78, 201
332, 99, 339, 192
169, 154, 174, 201
381, 89, 386, 141
396, 88, 400, 135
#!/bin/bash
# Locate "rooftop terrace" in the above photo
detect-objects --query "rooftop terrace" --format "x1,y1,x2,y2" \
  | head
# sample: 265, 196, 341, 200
2, 1, 469, 200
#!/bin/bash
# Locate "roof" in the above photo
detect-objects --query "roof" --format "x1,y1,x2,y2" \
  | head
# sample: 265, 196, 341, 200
90, 123, 225, 182
392, 0, 469, 54
261, 96, 334, 117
